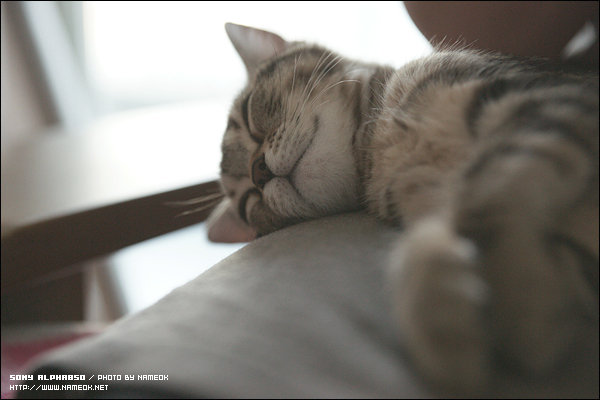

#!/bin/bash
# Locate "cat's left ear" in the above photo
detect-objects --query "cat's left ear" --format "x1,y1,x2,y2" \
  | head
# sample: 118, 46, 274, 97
225, 23, 290, 76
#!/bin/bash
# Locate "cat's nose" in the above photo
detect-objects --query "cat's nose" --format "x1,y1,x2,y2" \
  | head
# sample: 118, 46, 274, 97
251, 154, 274, 189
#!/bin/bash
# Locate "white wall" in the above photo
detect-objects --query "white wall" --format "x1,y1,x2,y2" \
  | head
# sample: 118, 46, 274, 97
1, 2, 53, 156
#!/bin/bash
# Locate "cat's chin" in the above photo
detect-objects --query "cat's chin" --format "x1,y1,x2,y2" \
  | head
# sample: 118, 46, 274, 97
262, 177, 322, 219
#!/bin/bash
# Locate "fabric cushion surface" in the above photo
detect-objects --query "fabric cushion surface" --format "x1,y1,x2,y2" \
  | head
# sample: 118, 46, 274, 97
18, 213, 599, 398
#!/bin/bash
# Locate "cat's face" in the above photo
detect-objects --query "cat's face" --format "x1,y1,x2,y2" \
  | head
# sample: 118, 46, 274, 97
207, 24, 366, 242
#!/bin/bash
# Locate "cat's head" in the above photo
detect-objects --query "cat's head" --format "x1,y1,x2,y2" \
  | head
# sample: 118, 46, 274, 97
207, 23, 369, 243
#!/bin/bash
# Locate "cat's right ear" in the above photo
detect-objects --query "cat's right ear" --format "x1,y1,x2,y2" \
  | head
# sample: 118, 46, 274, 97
207, 198, 257, 243
225, 23, 290, 76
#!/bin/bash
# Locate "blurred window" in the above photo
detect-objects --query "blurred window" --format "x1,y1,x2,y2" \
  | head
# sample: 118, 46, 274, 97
81, 1, 431, 115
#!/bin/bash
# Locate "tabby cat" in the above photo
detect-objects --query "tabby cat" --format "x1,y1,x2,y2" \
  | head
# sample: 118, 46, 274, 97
207, 23, 599, 393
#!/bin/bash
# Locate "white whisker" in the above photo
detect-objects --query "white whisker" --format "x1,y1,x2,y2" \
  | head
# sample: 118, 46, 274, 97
165, 192, 224, 207
173, 199, 222, 218
305, 79, 360, 112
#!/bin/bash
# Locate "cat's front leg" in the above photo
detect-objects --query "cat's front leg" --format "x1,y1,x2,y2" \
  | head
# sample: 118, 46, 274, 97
452, 139, 596, 375
389, 217, 491, 394
389, 134, 597, 394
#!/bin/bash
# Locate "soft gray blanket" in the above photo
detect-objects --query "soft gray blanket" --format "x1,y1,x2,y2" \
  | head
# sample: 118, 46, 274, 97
20, 213, 599, 398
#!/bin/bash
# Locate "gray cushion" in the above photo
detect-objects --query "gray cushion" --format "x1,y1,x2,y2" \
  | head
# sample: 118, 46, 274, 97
21, 213, 599, 398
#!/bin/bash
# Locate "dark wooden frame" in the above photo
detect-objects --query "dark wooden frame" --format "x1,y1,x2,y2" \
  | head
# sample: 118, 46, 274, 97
1, 180, 222, 293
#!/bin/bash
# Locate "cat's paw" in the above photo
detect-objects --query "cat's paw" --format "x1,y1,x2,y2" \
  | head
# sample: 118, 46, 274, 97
389, 218, 490, 394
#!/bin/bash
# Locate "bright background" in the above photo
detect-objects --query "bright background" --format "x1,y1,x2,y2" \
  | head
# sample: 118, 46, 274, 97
83, 1, 431, 114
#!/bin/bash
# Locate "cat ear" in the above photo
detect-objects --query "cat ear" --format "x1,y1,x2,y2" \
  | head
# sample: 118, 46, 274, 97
207, 199, 257, 243
225, 23, 290, 76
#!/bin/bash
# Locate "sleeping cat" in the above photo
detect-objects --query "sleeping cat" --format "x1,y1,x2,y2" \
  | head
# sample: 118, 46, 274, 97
207, 23, 599, 393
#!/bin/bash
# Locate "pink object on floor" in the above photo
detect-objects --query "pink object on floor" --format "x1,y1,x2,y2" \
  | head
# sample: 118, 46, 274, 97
1, 328, 100, 399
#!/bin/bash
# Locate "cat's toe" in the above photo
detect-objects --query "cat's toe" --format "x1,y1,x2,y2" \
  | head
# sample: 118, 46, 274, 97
389, 219, 490, 394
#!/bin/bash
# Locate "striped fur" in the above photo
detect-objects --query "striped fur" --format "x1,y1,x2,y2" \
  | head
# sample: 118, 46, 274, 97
208, 24, 599, 394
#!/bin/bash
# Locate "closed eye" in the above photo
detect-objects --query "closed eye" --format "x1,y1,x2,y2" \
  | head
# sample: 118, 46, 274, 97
249, 129, 264, 144
237, 188, 260, 225
241, 92, 263, 144
241, 92, 252, 132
